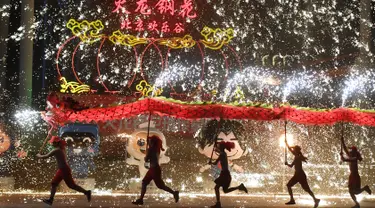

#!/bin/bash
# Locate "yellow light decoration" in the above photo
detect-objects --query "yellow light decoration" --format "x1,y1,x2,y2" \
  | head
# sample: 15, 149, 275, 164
234, 86, 245, 101
67, 19, 104, 44
60, 77, 91, 94
200, 26, 234, 50
109, 30, 148, 46
158, 35, 196, 49
65, 19, 237, 51
136, 80, 163, 97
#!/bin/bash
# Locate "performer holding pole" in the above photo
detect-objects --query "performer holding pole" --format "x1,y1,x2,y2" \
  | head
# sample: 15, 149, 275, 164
209, 141, 248, 208
132, 135, 179, 205
340, 134, 371, 208
285, 136, 320, 208
37, 136, 92, 206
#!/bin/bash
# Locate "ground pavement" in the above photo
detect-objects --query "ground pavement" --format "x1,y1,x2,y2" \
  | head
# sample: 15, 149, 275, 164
0, 193, 375, 208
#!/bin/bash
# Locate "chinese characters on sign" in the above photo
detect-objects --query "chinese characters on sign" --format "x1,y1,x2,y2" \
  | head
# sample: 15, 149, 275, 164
113, 0, 197, 34
113, 0, 131, 14
121, 19, 185, 34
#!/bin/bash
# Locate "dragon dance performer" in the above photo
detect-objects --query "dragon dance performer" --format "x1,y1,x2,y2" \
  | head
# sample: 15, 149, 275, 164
37, 136, 92, 206
132, 135, 179, 205
209, 141, 248, 208
340, 136, 371, 208
285, 138, 320, 208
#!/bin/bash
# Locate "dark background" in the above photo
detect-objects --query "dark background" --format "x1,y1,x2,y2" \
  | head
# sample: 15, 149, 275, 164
1, 0, 374, 112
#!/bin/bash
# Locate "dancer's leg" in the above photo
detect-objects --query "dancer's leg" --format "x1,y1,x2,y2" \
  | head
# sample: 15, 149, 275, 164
286, 177, 298, 204
349, 189, 360, 207
301, 182, 320, 208
223, 186, 240, 193
49, 184, 58, 201
215, 185, 220, 202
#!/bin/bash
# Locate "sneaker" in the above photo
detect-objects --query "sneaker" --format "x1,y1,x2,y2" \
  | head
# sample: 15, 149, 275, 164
239, 183, 248, 194
285, 200, 296, 205
85, 190, 92, 202
42, 199, 53, 206
210, 202, 222, 208
365, 185, 372, 195
173, 191, 180, 203
314, 199, 320, 208
132, 199, 144, 205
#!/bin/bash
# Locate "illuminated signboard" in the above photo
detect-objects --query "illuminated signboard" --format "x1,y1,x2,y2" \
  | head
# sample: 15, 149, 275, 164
112, 0, 197, 34
57, 0, 240, 94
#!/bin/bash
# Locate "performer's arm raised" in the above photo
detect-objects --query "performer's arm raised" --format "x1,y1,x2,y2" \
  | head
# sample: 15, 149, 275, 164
37, 149, 57, 159
285, 137, 294, 155
340, 135, 350, 156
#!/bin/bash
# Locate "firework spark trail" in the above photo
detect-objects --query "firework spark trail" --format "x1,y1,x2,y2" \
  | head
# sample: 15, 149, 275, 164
341, 68, 375, 107
222, 66, 272, 102
282, 71, 333, 103
154, 65, 191, 89
14, 110, 41, 130
0, 0, 368, 107
2, 0, 375, 196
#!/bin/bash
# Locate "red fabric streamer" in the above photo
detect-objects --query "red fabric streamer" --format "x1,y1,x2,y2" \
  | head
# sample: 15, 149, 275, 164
45, 98, 375, 127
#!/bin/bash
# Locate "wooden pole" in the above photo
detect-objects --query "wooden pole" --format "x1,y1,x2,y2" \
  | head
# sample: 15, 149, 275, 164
38, 126, 53, 154
284, 120, 287, 163
209, 117, 222, 163
146, 111, 152, 149
339, 122, 344, 165
340, 122, 344, 154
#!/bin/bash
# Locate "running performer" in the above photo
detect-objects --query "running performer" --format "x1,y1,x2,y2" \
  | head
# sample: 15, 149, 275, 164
285, 139, 320, 208
209, 141, 248, 208
132, 135, 179, 205
37, 136, 91, 206
340, 136, 371, 208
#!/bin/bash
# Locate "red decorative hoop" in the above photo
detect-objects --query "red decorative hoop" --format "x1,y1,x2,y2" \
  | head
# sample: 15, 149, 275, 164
227, 45, 243, 71
166, 40, 205, 96
139, 39, 164, 82
219, 49, 229, 81
127, 46, 139, 88
72, 40, 84, 85
56, 36, 78, 78
56, 36, 243, 97
96, 37, 110, 92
